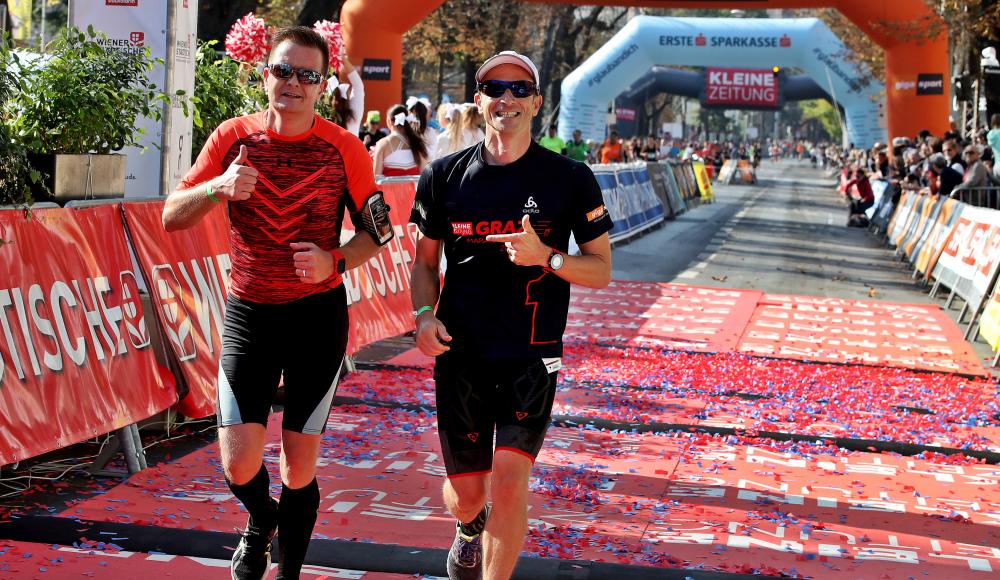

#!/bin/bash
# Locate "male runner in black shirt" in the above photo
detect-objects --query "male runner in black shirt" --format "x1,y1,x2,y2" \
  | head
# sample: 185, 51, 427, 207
410, 51, 613, 580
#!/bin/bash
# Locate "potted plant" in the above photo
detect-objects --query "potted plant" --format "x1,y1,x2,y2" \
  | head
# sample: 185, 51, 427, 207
4, 26, 171, 202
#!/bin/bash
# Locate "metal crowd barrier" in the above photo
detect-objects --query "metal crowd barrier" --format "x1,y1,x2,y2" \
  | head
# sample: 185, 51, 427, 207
952, 186, 1000, 210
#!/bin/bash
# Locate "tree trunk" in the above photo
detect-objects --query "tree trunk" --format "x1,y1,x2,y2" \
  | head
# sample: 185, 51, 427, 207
464, 55, 476, 103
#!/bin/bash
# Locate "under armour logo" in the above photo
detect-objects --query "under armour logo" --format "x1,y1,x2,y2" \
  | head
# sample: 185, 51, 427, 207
515, 412, 528, 421
524, 196, 538, 209
467, 433, 479, 443
277, 158, 292, 168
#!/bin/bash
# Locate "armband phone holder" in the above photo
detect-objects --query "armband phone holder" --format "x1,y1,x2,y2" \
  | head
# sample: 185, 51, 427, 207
361, 191, 393, 246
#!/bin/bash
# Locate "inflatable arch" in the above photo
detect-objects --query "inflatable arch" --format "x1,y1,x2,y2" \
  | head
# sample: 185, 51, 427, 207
341, 0, 948, 141
562, 16, 882, 146
613, 66, 832, 138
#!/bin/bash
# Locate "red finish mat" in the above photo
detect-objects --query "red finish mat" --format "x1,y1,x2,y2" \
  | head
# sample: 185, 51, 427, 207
34, 408, 1000, 577
337, 345, 1000, 452
645, 437, 1000, 578
567, 282, 763, 352
736, 293, 989, 377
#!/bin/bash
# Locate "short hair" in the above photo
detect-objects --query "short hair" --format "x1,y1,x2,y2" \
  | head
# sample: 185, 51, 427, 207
930, 153, 948, 169
992, 114, 1000, 128
269, 26, 330, 76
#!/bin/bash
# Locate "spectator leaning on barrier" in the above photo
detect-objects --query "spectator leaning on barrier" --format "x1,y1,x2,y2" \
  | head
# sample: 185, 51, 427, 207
565, 130, 589, 162
950, 145, 1000, 199
409, 50, 612, 580
538, 125, 566, 154
161, 26, 393, 580
942, 139, 965, 174
925, 153, 963, 198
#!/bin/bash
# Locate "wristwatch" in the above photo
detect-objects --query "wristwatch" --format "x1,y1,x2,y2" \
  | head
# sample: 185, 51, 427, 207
547, 249, 564, 271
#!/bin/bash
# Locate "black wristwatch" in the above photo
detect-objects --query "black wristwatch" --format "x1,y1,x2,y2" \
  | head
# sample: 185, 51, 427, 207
333, 251, 347, 274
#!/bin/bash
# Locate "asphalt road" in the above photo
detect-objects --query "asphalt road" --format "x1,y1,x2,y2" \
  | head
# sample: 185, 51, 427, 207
615, 159, 937, 303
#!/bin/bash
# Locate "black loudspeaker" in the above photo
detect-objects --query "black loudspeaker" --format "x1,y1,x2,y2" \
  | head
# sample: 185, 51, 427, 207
984, 66, 1000, 125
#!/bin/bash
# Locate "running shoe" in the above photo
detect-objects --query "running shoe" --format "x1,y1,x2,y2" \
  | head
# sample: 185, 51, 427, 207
231, 499, 278, 580
446, 505, 490, 580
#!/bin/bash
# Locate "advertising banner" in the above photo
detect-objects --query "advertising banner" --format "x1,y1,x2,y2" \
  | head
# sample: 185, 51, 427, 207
340, 179, 421, 355
0, 206, 177, 465
978, 290, 1000, 350
692, 160, 714, 201
933, 205, 1000, 306
704, 67, 779, 108
913, 199, 964, 277
69, 0, 173, 197
122, 200, 232, 419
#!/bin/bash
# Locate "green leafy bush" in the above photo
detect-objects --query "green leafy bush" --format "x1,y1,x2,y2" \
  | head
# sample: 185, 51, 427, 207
191, 40, 266, 157
0, 37, 39, 207
7, 26, 169, 155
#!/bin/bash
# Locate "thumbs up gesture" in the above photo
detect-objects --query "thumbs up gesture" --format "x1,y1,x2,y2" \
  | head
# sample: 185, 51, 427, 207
215, 144, 258, 202
485, 214, 549, 267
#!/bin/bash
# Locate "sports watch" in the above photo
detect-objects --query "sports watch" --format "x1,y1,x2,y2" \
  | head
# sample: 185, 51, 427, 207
547, 249, 564, 271
332, 250, 347, 274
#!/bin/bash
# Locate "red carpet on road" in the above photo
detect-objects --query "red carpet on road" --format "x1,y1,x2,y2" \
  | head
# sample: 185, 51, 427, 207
568, 282, 989, 377
3, 280, 998, 578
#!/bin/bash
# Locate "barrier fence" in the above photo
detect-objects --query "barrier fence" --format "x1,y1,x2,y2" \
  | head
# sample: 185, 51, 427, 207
0, 160, 714, 467
870, 180, 1000, 363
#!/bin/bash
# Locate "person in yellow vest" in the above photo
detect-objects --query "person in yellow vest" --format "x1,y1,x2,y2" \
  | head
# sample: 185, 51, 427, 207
537, 125, 566, 154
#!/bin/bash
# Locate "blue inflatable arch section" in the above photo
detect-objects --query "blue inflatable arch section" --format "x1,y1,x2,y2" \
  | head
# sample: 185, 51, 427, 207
559, 16, 884, 148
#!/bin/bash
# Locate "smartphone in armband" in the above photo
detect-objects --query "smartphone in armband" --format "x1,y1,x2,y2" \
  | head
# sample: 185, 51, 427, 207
362, 191, 394, 246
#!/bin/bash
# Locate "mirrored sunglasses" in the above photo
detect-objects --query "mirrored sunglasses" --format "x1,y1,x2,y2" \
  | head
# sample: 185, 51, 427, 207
267, 63, 323, 85
477, 79, 537, 98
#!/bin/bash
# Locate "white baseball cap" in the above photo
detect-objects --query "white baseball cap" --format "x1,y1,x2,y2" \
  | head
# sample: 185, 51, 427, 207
475, 51, 539, 85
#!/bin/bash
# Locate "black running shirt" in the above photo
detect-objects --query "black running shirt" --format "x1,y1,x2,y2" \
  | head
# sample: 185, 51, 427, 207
411, 141, 613, 359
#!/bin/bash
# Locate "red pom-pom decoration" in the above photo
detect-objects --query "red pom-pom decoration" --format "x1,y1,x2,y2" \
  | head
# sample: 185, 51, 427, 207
313, 20, 344, 72
225, 12, 270, 64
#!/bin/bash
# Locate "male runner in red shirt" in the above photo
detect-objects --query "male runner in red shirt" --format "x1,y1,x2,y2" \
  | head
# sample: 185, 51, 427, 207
162, 26, 392, 580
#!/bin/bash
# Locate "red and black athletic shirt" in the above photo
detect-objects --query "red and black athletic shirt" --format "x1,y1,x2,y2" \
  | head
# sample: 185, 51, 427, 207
410, 141, 613, 359
180, 111, 377, 304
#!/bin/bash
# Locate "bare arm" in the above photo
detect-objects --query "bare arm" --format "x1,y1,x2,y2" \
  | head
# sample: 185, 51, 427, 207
162, 144, 257, 231
411, 234, 451, 355
372, 138, 387, 177
290, 224, 383, 284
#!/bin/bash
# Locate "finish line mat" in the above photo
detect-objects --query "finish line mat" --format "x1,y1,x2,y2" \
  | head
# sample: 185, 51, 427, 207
565, 281, 988, 377
25, 406, 1000, 578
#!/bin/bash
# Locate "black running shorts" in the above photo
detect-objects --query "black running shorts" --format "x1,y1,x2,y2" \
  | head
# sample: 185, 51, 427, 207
434, 354, 559, 476
216, 286, 348, 434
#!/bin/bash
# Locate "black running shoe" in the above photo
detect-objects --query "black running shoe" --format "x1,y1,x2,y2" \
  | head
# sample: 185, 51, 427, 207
446, 505, 490, 580
231, 499, 278, 580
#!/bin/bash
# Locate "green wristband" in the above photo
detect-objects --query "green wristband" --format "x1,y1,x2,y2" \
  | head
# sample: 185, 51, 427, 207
413, 305, 433, 318
205, 184, 221, 203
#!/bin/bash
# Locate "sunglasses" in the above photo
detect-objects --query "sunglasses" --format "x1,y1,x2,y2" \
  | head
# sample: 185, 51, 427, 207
267, 63, 323, 85
477, 80, 537, 98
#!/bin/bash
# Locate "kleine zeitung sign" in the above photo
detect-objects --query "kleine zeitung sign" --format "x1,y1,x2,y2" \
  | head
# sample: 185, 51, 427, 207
704, 67, 779, 108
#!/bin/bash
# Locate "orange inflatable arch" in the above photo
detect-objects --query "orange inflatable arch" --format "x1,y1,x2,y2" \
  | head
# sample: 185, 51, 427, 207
341, 0, 948, 141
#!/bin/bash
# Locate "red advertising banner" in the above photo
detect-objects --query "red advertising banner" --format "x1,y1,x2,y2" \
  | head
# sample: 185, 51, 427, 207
0, 206, 176, 465
123, 181, 420, 418
705, 67, 779, 107
122, 200, 232, 419
341, 179, 420, 354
